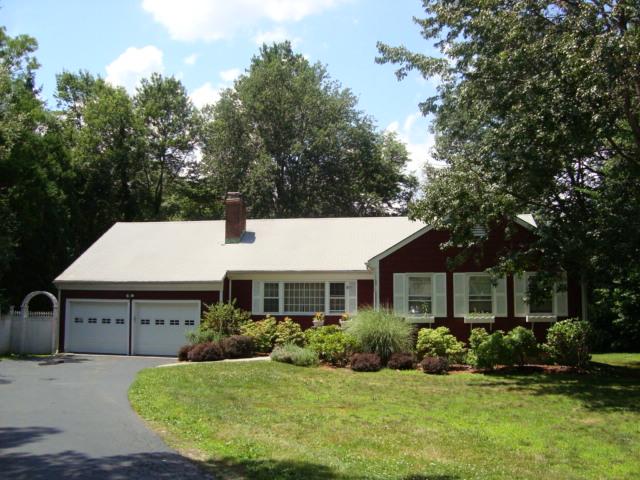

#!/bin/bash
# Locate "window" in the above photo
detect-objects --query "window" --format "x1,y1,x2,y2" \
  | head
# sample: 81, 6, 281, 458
74, 317, 83, 323
169, 319, 180, 326
468, 276, 492, 314
284, 282, 325, 313
408, 276, 432, 315
528, 277, 553, 314
184, 319, 195, 326
155, 319, 165, 326
141, 319, 150, 325
329, 283, 345, 313
263, 282, 280, 313
88, 318, 97, 324
115, 318, 125, 325
101, 318, 111, 324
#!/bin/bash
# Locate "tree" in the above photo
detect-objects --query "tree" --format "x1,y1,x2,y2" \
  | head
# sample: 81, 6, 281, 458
202, 42, 416, 218
377, 1, 640, 347
56, 71, 145, 253
134, 73, 200, 218
0, 27, 72, 306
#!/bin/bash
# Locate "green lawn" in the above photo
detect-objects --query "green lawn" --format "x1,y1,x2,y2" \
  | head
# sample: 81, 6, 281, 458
592, 352, 640, 369
129, 360, 640, 480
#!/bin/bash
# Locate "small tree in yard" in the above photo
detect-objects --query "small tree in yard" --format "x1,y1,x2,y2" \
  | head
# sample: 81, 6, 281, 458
416, 326, 465, 362
544, 319, 591, 368
505, 326, 539, 367
200, 300, 251, 337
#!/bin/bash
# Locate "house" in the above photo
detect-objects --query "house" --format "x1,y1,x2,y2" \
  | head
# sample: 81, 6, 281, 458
54, 192, 581, 356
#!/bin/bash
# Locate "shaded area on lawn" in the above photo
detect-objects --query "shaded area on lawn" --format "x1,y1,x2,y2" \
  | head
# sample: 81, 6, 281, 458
199, 456, 461, 480
473, 363, 640, 412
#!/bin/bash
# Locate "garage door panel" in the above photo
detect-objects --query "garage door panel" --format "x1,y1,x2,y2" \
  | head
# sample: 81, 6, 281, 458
66, 300, 129, 355
133, 301, 200, 356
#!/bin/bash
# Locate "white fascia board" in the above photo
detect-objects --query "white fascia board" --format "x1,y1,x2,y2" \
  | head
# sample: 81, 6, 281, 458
366, 225, 433, 266
55, 281, 223, 291
227, 271, 373, 281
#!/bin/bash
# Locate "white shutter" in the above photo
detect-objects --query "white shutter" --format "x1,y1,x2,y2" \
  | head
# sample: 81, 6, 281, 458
493, 276, 507, 317
433, 273, 447, 317
453, 273, 467, 317
555, 273, 568, 316
393, 273, 406, 315
346, 281, 357, 314
251, 280, 262, 314
514, 274, 527, 317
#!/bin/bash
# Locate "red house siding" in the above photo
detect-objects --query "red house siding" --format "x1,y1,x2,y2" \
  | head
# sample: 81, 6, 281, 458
58, 289, 220, 351
379, 228, 581, 342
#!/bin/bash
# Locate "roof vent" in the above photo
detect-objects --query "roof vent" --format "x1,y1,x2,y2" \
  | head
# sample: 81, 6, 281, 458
225, 192, 246, 243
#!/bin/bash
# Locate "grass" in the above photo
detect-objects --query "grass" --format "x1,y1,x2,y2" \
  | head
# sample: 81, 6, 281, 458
592, 352, 640, 369
129, 360, 640, 480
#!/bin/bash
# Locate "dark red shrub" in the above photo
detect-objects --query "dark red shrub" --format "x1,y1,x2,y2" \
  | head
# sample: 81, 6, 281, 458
177, 344, 192, 361
187, 343, 207, 362
387, 352, 415, 370
420, 356, 449, 375
201, 342, 225, 361
350, 353, 382, 372
221, 335, 255, 358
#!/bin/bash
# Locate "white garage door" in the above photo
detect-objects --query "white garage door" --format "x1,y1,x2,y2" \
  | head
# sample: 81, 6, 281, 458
66, 300, 130, 355
132, 300, 200, 356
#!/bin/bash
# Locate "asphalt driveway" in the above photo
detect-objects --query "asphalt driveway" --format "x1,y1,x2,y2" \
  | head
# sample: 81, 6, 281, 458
0, 354, 213, 479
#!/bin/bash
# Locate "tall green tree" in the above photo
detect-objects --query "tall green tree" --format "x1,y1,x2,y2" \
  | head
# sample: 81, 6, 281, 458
56, 71, 145, 253
0, 27, 72, 306
377, 1, 640, 346
134, 73, 200, 218
202, 42, 416, 218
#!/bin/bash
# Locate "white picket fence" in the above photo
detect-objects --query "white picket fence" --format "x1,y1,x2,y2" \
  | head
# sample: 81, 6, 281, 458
0, 307, 56, 355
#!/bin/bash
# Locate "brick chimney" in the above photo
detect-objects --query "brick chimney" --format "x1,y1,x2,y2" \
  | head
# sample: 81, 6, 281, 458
225, 192, 246, 243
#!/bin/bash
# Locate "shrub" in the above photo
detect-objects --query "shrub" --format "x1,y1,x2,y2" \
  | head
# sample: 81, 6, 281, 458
200, 341, 225, 361
187, 343, 207, 362
387, 352, 415, 370
304, 325, 359, 366
420, 356, 449, 374
275, 318, 305, 347
185, 328, 223, 345
345, 308, 412, 364
220, 335, 255, 359
240, 316, 278, 353
177, 344, 192, 361
467, 329, 513, 369
505, 326, 539, 366
270, 344, 319, 367
543, 319, 592, 368
200, 300, 252, 336
350, 353, 382, 372
416, 327, 466, 362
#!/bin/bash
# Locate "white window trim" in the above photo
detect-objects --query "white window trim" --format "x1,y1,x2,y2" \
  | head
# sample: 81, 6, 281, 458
253, 280, 356, 316
405, 273, 435, 323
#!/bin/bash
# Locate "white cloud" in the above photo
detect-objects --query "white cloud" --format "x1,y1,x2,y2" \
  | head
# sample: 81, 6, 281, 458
142, 0, 343, 42
386, 112, 441, 178
184, 53, 199, 65
189, 82, 222, 109
105, 46, 164, 93
219, 68, 241, 82
253, 26, 300, 46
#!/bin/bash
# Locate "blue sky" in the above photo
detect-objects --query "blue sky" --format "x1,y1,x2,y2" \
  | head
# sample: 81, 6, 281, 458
3, 0, 440, 174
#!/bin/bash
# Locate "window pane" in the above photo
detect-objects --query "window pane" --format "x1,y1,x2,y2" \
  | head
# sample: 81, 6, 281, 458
469, 299, 493, 314
529, 296, 553, 313
263, 298, 279, 312
409, 277, 431, 296
408, 299, 432, 314
329, 282, 345, 296
469, 276, 492, 296
329, 297, 345, 312
284, 282, 325, 313
264, 282, 279, 297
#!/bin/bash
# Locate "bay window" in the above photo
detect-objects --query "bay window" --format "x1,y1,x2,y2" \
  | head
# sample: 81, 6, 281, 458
253, 280, 355, 315
284, 282, 325, 313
